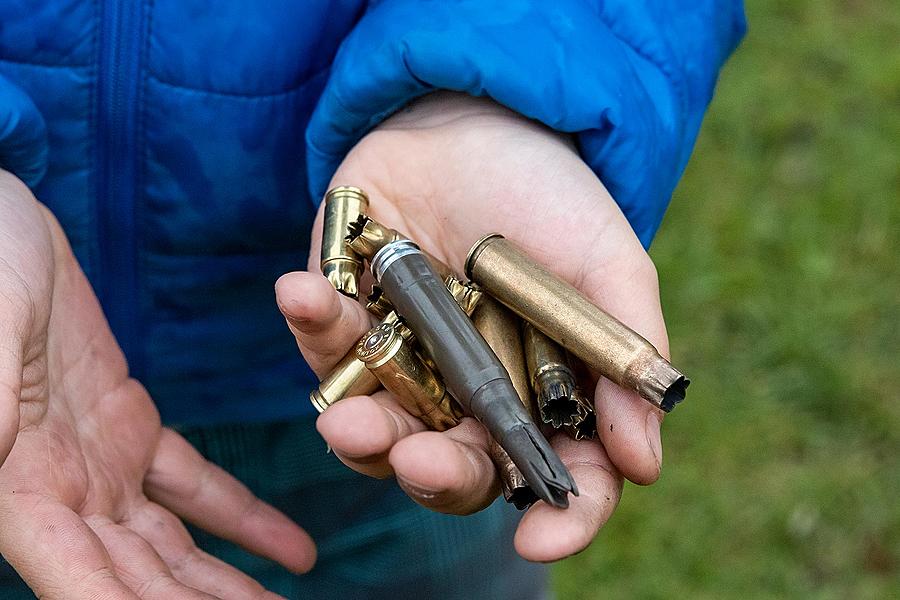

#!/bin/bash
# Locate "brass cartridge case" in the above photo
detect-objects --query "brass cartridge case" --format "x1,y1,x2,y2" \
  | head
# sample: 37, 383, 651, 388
347, 215, 454, 280
563, 413, 598, 441
346, 215, 404, 260
472, 296, 536, 507
445, 276, 482, 317
321, 186, 369, 299
309, 350, 379, 414
356, 322, 464, 431
366, 285, 394, 320
523, 323, 592, 429
487, 441, 537, 510
466, 234, 688, 412
309, 311, 403, 413
472, 297, 533, 414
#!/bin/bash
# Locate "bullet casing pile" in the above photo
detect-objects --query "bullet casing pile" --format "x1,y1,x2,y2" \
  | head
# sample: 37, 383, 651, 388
312, 187, 690, 510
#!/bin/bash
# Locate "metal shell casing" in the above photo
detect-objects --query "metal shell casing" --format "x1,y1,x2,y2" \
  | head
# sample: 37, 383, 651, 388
321, 186, 369, 299
309, 311, 403, 413
356, 322, 463, 431
366, 285, 394, 320
466, 235, 689, 412
372, 239, 577, 508
445, 276, 482, 317
309, 350, 378, 414
523, 323, 592, 429
346, 215, 405, 261
347, 215, 454, 281
473, 296, 538, 509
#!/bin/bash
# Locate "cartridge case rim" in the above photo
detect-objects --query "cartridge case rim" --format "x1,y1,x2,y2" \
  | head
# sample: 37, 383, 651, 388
309, 389, 330, 414
464, 233, 505, 279
323, 186, 369, 205
356, 323, 404, 368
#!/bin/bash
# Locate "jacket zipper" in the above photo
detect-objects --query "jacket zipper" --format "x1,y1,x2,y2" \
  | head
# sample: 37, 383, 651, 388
96, 0, 144, 377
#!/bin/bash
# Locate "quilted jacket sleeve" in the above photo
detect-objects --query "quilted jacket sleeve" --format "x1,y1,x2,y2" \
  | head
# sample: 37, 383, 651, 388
306, 0, 746, 247
0, 73, 48, 188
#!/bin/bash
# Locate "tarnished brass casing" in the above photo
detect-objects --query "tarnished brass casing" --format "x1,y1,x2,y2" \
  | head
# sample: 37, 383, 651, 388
356, 322, 463, 431
321, 187, 369, 299
486, 441, 536, 510
466, 235, 689, 412
347, 216, 454, 280
523, 323, 592, 428
472, 296, 536, 507
472, 297, 533, 414
309, 312, 403, 413
563, 413, 598, 441
445, 276, 482, 317
346, 215, 404, 260
366, 285, 394, 320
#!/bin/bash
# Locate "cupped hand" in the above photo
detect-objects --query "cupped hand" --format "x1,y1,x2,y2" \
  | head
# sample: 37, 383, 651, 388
277, 92, 669, 562
0, 171, 315, 599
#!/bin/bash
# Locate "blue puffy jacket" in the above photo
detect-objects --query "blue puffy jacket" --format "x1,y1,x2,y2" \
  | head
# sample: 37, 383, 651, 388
0, 1, 745, 426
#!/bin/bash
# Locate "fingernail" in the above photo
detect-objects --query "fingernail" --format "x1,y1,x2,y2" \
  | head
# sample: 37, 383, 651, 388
396, 475, 443, 502
645, 411, 663, 472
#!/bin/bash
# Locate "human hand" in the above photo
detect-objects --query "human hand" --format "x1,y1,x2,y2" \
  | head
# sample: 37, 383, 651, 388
0, 171, 315, 599
277, 92, 669, 562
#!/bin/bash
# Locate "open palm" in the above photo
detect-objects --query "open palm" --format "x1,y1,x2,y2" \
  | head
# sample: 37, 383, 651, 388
0, 172, 315, 599
277, 93, 670, 562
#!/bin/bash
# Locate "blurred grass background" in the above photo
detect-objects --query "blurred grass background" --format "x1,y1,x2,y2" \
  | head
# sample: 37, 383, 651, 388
552, 1, 899, 597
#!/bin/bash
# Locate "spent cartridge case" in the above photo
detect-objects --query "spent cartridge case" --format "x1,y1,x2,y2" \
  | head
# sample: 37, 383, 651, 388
487, 440, 537, 510
523, 323, 592, 429
347, 215, 454, 280
473, 296, 538, 508
466, 235, 689, 412
372, 239, 577, 508
563, 414, 598, 441
309, 311, 403, 413
369, 276, 480, 321
321, 186, 369, 299
309, 348, 379, 414
445, 276, 482, 317
366, 285, 394, 320
356, 321, 463, 431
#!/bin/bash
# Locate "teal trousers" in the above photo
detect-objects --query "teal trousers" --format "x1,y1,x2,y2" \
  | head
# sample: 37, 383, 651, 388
0, 416, 547, 599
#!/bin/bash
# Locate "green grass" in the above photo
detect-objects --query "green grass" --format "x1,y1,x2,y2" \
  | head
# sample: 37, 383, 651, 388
552, 1, 900, 597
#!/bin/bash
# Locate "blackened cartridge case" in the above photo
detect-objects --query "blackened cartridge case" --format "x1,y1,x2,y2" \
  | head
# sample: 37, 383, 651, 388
320, 186, 369, 299
466, 235, 689, 412
523, 323, 592, 429
371, 239, 577, 508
